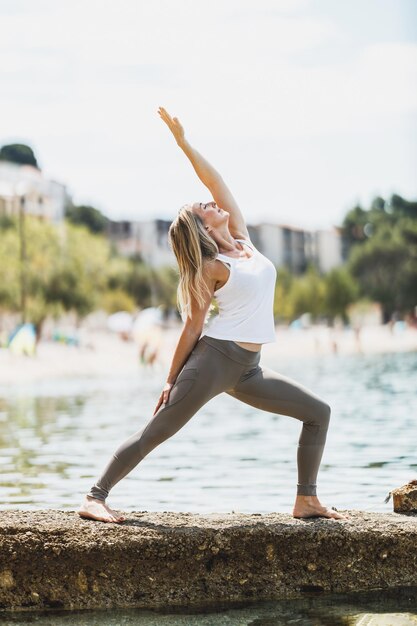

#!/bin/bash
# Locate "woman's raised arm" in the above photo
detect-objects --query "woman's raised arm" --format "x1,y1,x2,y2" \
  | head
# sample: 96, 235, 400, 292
158, 106, 249, 238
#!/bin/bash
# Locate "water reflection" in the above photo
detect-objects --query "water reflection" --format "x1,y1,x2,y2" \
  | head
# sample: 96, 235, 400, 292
0, 586, 416, 625
0, 352, 416, 513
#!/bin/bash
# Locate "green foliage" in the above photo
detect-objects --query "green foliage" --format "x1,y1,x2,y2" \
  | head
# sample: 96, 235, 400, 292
341, 193, 417, 319
0, 225, 20, 311
286, 265, 326, 320
100, 289, 136, 314
65, 204, 109, 234
273, 263, 360, 324
0, 144, 39, 168
0, 217, 116, 327
348, 220, 417, 320
45, 223, 111, 316
389, 194, 417, 220
123, 261, 153, 307
152, 266, 180, 313
274, 266, 293, 320
323, 267, 359, 322
0, 214, 179, 326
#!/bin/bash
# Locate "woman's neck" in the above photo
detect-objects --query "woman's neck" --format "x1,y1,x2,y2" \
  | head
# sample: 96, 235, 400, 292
212, 229, 239, 253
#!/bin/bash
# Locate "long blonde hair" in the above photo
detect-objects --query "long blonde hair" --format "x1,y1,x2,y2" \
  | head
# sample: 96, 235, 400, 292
168, 204, 219, 322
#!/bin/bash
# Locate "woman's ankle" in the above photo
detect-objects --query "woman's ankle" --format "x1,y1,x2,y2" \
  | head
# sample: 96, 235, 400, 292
295, 494, 319, 502
86, 494, 105, 503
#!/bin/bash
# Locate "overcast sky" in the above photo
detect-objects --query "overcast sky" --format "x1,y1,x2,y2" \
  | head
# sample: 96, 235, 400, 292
0, 0, 416, 230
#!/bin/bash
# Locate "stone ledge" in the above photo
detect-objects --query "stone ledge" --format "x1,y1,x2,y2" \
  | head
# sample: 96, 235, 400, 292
0, 509, 416, 611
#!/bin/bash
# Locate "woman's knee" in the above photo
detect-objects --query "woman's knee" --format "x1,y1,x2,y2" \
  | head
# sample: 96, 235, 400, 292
317, 400, 331, 428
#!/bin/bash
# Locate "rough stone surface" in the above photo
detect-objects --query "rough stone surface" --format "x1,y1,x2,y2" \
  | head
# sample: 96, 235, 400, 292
385, 479, 417, 513
0, 509, 416, 611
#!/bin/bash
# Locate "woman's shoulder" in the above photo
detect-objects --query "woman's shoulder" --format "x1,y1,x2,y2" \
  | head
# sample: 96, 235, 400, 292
201, 257, 228, 292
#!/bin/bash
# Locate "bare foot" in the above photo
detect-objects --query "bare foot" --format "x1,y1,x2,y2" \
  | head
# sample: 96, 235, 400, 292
77, 495, 126, 523
292, 495, 350, 520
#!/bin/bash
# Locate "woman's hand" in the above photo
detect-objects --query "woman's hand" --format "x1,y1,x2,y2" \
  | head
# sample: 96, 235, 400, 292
153, 381, 175, 415
158, 106, 185, 145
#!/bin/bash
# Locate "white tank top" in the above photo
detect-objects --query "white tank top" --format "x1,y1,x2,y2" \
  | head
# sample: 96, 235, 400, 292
200, 238, 277, 344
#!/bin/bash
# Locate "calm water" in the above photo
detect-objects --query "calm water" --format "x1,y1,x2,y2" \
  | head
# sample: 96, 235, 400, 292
1, 587, 417, 625
0, 350, 416, 513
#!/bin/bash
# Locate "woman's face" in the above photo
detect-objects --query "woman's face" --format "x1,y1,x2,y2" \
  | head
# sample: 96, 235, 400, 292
191, 201, 228, 231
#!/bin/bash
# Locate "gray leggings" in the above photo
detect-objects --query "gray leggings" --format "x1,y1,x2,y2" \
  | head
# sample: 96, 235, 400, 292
87, 335, 331, 501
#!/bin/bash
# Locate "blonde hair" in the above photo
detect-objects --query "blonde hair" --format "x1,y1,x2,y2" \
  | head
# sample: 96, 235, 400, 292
168, 204, 219, 322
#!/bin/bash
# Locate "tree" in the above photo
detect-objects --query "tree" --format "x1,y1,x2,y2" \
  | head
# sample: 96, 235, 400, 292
45, 223, 111, 317
65, 204, 109, 234
274, 266, 293, 321
286, 265, 326, 321
0, 217, 115, 334
323, 267, 359, 323
389, 194, 417, 220
347, 223, 413, 321
0, 144, 39, 168
0, 226, 20, 311
341, 193, 417, 319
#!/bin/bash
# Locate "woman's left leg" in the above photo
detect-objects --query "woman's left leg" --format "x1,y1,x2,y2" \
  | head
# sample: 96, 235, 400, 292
225, 360, 349, 519
225, 363, 331, 497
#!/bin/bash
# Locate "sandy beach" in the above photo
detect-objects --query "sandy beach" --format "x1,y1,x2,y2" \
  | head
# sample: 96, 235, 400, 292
0, 323, 416, 386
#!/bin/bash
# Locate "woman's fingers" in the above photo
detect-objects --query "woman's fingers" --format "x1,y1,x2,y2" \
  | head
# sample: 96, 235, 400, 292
153, 396, 163, 416
152, 384, 173, 415
158, 106, 172, 121
158, 107, 177, 127
158, 107, 185, 143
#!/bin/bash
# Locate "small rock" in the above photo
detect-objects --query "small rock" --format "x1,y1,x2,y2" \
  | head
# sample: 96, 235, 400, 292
76, 570, 88, 593
384, 479, 417, 512
266, 544, 275, 562
0, 569, 14, 590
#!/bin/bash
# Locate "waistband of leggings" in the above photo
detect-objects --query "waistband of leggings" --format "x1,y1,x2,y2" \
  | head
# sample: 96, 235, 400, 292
199, 335, 261, 365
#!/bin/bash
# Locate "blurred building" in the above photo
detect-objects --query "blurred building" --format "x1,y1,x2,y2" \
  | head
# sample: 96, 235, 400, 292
0, 161, 69, 223
312, 227, 344, 273
107, 218, 173, 266
250, 222, 343, 274
107, 218, 343, 274
253, 223, 310, 273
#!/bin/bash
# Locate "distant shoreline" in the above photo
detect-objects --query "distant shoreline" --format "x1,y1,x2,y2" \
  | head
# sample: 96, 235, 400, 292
0, 324, 416, 387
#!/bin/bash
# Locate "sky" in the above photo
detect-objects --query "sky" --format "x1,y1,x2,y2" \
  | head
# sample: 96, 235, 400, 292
0, 0, 416, 230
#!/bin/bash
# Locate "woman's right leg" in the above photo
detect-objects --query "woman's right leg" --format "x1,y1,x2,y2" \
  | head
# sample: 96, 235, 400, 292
78, 337, 248, 521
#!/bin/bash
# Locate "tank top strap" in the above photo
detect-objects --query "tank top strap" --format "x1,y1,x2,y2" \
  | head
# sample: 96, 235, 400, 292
235, 238, 255, 251
216, 252, 235, 263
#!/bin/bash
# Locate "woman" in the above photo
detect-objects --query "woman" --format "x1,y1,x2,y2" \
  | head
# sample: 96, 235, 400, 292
77, 107, 349, 524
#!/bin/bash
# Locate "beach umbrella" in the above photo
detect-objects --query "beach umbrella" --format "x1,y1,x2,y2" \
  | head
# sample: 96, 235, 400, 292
132, 307, 164, 345
106, 311, 133, 333
8, 323, 36, 356
133, 307, 163, 330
